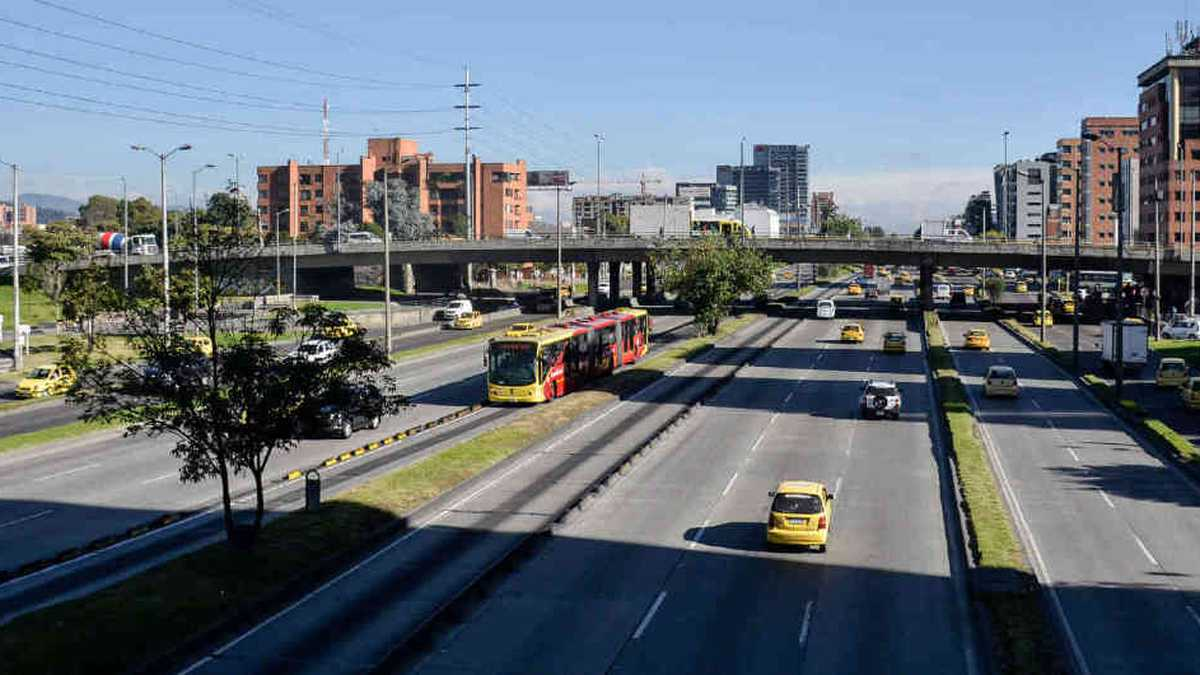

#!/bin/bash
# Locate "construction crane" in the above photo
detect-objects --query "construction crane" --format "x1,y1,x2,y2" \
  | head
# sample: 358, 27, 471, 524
638, 173, 663, 197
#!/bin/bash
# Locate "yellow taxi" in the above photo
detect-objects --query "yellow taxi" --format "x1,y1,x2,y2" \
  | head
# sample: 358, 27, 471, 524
879, 267, 892, 278
320, 314, 361, 339
1032, 309, 1054, 327
963, 286, 975, 298
15, 364, 76, 399
882, 331, 907, 353
890, 294, 906, 309
451, 311, 484, 330
184, 335, 213, 358
765, 481, 834, 552
504, 322, 539, 337
1014, 281, 1029, 293
962, 328, 991, 350
841, 323, 865, 343
1157, 358, 1190, 388
1181, 377, 1200, 409
847, 282, 863, 296
897, 271, 913, 285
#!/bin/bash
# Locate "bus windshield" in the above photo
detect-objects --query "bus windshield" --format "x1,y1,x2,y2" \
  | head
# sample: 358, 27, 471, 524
489, 341, 538, 386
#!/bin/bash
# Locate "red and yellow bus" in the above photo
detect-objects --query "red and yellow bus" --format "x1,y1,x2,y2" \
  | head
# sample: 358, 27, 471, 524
486, 308, 651, 404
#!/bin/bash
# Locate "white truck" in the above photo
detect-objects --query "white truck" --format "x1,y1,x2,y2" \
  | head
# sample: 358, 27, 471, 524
1100, 319, 1148, 373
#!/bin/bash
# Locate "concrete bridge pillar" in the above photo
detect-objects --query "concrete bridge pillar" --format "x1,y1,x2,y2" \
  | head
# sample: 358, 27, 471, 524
632, 261, 643, 300
919, 262, 934, 309
587, 260, 600, 309
608, 261, 622, 307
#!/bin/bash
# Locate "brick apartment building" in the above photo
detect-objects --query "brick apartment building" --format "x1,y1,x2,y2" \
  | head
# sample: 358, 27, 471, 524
810, 191, 835, 230
1052, 138, 1080, 240
1076, 117, 1139, 245
0, 202, 36, 228
1138, 40, 1200, 247
257, 138, 528, 239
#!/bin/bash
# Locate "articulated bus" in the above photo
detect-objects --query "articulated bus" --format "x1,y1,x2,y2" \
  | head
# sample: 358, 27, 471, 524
487, 308, 650, 404
692, 219, 750, 239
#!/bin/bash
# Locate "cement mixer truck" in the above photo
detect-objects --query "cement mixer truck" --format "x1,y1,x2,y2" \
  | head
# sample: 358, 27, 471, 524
97, 232, 158, 256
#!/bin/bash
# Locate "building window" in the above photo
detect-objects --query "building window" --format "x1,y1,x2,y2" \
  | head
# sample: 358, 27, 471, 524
301, 190, 312, 200
315, 174, 323, 183
300, 175, 312, 185
300, 206, 309, 215
316, 205, 324, 214
315, 189, 323, 198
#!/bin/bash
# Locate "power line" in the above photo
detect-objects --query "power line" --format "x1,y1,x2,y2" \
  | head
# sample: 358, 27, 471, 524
32, 0, 447, 89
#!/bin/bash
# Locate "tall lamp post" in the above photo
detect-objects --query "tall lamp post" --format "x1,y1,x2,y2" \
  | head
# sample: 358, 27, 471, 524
1, 158, 21, 372
274, 208, 289, 296
132, 143, 192, 332
1002, 130, 1010, 241
382, 172, 393, 354
120, 176, 129, 291
555, 179, 577, 319
739, 136, 747, 231
191, 163, 217, 312
594, 133, 604, 237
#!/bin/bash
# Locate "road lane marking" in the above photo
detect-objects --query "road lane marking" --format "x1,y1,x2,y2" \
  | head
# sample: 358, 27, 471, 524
1099, 490, 1116, 509
1066, 447, 1080, 462
34, 463, 100, 482
797, 600, 815, 647
834, 476, 843, 495
0, 509, 54, 529
1187, 605, 1200, 632
783, 391, 794, 404
632, 591, 667, 639
1132, 534, 1160, 567
721, 472, 738, 497
688, 518, 711, 550
140, 472, 177, 485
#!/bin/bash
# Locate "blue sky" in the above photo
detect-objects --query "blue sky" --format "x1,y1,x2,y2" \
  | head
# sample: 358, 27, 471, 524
0, 0, 1187, 229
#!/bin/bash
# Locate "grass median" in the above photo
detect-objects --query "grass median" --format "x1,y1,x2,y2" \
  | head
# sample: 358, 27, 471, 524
0, 418, 122, 456
924, 311, 1064, 675
0, 313, 763, 675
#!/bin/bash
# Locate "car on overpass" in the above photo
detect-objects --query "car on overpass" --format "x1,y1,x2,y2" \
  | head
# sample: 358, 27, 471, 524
765, 480, 834, 552
859, 380, 902, 419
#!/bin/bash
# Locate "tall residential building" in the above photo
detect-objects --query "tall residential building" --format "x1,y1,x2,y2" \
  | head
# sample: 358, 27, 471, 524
675, 182, 718, 210
994, 158, 1055, 240
1139, 40, 1200, 246
257, 138, 528, 239
752, 144, 810, 226
0, 202, 36, 228
810, 191, 835, 230
715, 164, 780, 210
1054, 138, 1081, 240
1079, 117, 1139, 245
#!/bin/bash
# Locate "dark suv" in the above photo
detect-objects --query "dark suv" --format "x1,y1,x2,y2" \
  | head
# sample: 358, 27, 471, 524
302, 383, 391, 439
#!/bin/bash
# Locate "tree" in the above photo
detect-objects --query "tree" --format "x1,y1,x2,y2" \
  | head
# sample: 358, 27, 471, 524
62, 217, 406, 546
78, 195, 119, 229
26, 221, 93, 318
61, 263, 121, 352
821, 213, 864, 238
367, 176, 434, 240
984, 277, 1005, 302
206, 191, 256, 231
658, 237, 772, 334
602, 213, 629, 235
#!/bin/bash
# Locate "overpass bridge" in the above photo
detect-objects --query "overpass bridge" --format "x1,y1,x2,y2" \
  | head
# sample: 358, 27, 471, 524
79, 236, 1181, 307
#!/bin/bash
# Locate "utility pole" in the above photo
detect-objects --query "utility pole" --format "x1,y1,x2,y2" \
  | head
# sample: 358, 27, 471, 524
1003, 130, 1010, 241
192, 164, 216, 313
1115, 147, 1127, 400
275, 208, 288, 295
1073, 143, 1083, 373
335, 149, 343, 252
1155, 176, 1162, 339
121, 176, 129, 291
594, 133, 604, 236
1040, 178, 1048, 342
739, 136, 746, 229
455, 66, 480, 291
1, 159, 21, 372
133, 143, 192, 333
383, 171, 393, 354
1192, 168, 1197, 315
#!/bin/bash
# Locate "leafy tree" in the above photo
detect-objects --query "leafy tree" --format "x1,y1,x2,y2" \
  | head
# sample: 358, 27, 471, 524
984, 277, 1005, 302
658, 237, 772, 334
821, 213, 864, 238
78, 195, 119, 229
448, 213, 470, 238
206, 191, 256, 231
366, 175, 434, 240
328, 179, 361, 230
61, 263, 121, 352
26, 221, 93, 318
63, 217, 406, 546
602, 213, 629, 235
863, 225, 886, 238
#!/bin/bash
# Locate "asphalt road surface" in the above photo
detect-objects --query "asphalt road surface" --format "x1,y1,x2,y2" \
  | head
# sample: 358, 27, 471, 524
943, 316, 1200, 674
0, 313, 692, 578
409, 289, 976, 675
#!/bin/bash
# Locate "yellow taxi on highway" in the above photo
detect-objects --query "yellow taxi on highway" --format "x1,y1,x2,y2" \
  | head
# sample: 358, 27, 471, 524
841, 323, 865, 343
882, 331, 907, 353
963, 286, 975, 298
847, 282, 863, 296
1181, 377, 1200, 409
1157, 358, 1190, 388
984, 365, 1020, 397
962, 328, 991, 350
765, 480, 834, 552
504, 322, 539, 337
15, 363, 76, 399
1032, 309, 1054, 327
1014, 281, 1029, 293
320, 314, 361, 339
184, 335, 213, 358
897, 271, 913, 285
451, 311, 483, 330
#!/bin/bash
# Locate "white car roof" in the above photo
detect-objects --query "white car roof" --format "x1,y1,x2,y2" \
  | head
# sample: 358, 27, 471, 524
865, 380, 897, 388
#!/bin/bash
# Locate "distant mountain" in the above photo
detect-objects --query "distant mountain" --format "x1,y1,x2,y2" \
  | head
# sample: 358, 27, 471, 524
20, 193, 83, 212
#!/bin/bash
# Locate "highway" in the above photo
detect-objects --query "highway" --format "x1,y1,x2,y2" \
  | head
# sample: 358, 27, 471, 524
0, 312, 691, 579
409, 289, 976, 674
942, 315, 1200, 674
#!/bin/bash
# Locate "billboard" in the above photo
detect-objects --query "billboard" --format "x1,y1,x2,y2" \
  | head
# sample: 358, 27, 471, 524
527, 170, 571, 188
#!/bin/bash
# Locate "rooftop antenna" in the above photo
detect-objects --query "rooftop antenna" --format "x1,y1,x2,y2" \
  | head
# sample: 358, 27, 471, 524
322, 97, 330, 166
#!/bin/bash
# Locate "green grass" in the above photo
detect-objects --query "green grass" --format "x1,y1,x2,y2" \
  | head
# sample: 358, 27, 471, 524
924, 311, 1065, 674
0, 279, 58, 327
1143, 418, 1200, 463
1150, 339, 1200, 368
0, 312, 764, 674
300, 299, 384, 312
0, 418, 122, 456
1081, 372, 1200, 465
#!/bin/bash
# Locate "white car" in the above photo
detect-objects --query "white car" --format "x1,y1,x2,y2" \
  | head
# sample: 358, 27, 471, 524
933, 284, 952, 301
345, 231, 383, 245
816, 299, 836, 319
1163, 316, 1200, 340
859, 380, 902, 419
441, 298, 474, 321
291, 339, 338, 364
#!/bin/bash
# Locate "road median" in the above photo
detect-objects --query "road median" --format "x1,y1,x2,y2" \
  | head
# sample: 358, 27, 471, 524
923, 310, 1065, 675
0, 313, 765, 675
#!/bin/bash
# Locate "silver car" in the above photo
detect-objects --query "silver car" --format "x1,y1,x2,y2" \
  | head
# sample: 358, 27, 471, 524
859, 380, 902, 419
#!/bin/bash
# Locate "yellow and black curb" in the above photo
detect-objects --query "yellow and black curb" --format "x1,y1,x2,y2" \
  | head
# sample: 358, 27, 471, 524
282, 402, 487, 482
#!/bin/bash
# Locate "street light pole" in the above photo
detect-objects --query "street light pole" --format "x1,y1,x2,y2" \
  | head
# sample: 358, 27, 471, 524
1003, 130, 1010, 241
121, 176, 129, 292
594, 133, 604, 237
191, 164, 216, 314
274, 208, 288, 296
1, 159, 21, 372
1040, 178, 1048, 342
383, 172, 393, 354
739, 136, 746, 230
133, 143, 191, 332
1155, 177, 1162, 339
1192, 169, 1197, 315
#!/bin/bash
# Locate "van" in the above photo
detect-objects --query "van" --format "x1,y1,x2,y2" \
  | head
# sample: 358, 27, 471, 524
441, 298, 474, 321
933, 284, 951, 301
345, 231, 382, 245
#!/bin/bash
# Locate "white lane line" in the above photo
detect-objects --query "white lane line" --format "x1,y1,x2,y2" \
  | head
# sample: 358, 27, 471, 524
0, 509, 54, 529
688, 518, 711, 551
1099, 490, 1116, 509
783, 391, 794, 404
1186, 605, 1200, 632
834, 476, 843, 496
797, 599, 815, 647
748, 415, 778, 454
632, 591, 667, 639
34, 463, 100, 482
1066, 447, 1080, 462
721, 472, 739, 497
1132, 534, 1160, 567
140, 472, 177, 485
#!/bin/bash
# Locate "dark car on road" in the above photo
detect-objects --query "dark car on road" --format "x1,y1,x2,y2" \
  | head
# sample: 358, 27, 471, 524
300, 383, 404, 439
